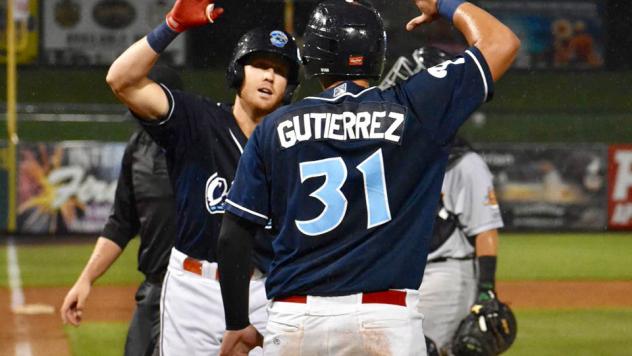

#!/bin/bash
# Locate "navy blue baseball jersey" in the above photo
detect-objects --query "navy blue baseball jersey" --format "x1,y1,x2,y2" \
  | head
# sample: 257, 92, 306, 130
225, 47, 493, 298
140, 86, 272, 269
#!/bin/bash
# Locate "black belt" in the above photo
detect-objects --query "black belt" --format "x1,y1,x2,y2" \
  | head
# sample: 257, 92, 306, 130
145, 271, 167, 284
427, 255, 474, 264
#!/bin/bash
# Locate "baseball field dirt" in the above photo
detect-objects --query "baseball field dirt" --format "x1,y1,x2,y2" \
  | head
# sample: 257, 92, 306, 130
1, 281, 631, 355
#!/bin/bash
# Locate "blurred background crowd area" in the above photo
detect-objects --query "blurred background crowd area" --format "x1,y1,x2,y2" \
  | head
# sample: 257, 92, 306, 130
1, 0, 631, 236
0, 0, 629, 142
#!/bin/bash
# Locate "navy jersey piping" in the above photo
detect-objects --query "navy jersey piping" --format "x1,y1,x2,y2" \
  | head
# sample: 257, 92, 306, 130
225, 199, 269, 221
464, 50, 489, 102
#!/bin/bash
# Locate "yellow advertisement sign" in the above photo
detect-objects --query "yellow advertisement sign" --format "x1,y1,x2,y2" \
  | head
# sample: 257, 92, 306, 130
0, 0, 39, 64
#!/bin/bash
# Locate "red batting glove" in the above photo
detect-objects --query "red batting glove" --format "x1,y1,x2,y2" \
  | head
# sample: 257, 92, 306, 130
166, 0, 225, 33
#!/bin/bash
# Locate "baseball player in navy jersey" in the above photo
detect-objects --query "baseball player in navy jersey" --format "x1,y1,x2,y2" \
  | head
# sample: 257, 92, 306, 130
106, 0, 300, 354
217, 0, 519, 355
381, 48, 504, 354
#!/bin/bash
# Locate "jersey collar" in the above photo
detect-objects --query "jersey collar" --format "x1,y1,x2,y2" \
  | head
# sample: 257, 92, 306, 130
219, 103, 248, 154
305, 81, 377, 102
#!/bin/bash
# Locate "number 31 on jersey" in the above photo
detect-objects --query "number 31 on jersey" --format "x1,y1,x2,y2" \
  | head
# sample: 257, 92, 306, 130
296, 148, 391, 236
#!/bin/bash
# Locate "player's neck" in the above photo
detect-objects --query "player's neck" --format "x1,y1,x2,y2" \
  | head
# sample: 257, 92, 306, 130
232, 95, 264, 138
322, 78, 370, 90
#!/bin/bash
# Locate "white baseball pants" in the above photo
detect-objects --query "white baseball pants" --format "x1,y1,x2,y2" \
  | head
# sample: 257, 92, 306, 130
417, 259, 476, 352
263, 289, 426, 356
158, 247, 268, 356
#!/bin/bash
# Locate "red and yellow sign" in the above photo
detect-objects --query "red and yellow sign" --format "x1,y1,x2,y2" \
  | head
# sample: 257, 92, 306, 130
608, 145, 632, 230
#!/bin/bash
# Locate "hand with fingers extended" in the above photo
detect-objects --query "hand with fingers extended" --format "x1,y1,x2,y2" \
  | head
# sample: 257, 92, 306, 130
406, 0, 440, 31
60, 279, 91, 326
166, 0, 225, 33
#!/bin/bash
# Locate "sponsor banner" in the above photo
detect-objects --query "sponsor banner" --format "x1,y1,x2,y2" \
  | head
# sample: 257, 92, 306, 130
608, 145, 632, 230
0, 0, 39, 64
18, 141, 125, 234
479, 144, 607, 231
42, 0, 185, 65
479, 0, 605, 70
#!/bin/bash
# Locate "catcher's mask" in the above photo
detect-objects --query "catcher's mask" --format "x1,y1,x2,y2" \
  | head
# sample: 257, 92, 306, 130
379, 46, 450, 90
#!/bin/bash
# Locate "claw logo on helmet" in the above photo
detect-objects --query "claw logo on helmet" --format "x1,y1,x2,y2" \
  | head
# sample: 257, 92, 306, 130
270, 30, 289, 48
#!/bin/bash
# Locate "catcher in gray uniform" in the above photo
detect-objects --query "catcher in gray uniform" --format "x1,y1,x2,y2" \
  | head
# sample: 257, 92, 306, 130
381, 48, 508, 355
420, 136, 503, 354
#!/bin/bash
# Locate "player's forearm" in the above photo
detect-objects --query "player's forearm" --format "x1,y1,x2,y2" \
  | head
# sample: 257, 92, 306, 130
452, 2, 520, 81
217, 213, 257, 330
475, 229, 498, 257
475, 229, 498, 292
76, 237, 123, 286
106, 39, 159, 99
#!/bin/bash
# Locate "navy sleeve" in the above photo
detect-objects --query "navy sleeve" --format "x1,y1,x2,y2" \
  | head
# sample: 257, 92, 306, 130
101, 134, 140, 248
136, 85, 205, 150
225, 125, 270, 226
397, 46, 493, 144
217, 212, 257, 330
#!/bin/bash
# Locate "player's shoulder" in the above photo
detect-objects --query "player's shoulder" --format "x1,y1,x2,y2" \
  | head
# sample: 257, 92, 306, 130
126, 128, 143, 145
454, 151, 492, 176
133, 128, 155, 147
184, 92, 234, 122
399, 46, 487, 84
170, 89, 227, 113
260, 100, 327, 131
265, 102, 296, 120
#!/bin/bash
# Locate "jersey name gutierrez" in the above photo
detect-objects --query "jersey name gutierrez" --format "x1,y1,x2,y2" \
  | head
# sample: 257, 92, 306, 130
277, 102, 407, 149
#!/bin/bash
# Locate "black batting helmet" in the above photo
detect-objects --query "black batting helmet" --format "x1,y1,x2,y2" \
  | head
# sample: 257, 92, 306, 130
227, 27, 301, 102
302, 0, 386, 80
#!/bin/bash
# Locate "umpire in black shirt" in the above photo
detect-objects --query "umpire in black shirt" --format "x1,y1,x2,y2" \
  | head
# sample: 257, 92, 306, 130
61, 67, 180, 356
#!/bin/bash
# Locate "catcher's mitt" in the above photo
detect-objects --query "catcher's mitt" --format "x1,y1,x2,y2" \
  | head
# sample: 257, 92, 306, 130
452, 299, 517, 356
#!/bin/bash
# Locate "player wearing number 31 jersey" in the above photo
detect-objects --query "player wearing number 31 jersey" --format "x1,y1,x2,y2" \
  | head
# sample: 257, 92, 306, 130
218, 1, 520, 355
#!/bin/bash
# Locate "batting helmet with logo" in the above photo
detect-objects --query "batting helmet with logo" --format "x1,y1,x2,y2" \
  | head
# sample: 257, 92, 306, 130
227, 27, 301, 102
302, 0, 386, 80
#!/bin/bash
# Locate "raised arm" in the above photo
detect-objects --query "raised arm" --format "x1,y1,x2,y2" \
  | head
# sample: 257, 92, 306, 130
106, 39, 165, 120
106, 0, 223, 120
406, 0, 520, 81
